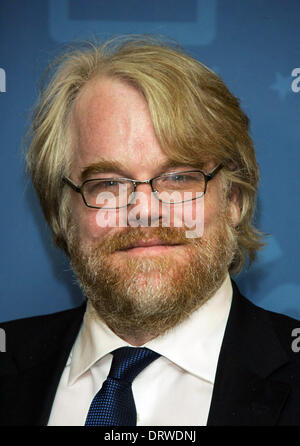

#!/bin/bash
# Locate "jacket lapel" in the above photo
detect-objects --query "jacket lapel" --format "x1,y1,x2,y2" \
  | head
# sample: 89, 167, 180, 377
207, 282, 290, 426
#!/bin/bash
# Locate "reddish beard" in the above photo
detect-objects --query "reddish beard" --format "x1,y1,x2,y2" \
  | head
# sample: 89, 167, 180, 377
67, 213, 237, 343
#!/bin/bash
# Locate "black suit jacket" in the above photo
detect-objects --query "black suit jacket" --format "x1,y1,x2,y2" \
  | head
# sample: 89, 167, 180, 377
1, 282, 300, 426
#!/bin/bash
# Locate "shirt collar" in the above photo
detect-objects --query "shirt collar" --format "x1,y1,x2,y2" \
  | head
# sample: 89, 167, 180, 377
68, 273, 232, 385
146, 273, 232, 383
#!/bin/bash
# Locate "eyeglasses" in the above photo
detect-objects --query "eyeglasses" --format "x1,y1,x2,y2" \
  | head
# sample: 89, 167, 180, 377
62, 164, 223, 209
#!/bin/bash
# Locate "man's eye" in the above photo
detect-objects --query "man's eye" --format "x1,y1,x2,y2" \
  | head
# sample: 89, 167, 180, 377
161, 174, 186, 183
171, 175, 186, 181
166, 174, 195, 183
102, 180, 120, 187
86, 180, 120, 194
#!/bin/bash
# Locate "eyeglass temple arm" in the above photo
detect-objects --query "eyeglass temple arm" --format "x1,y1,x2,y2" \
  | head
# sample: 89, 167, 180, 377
206, 164, 223, 181
62, 176, 81, 193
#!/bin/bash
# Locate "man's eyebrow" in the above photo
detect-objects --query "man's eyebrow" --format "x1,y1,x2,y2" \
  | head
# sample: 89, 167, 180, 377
80, 159, 128, 182
157, 160, 195, 172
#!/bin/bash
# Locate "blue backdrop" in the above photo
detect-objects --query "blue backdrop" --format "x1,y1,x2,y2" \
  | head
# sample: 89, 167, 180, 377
0, 0, 299, 322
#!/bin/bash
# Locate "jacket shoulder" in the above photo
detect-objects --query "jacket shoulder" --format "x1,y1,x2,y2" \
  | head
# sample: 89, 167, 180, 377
259, 303, 300, 356
232, 281, 300, 359
0, 304, 86, 329
0, 304, 86, 360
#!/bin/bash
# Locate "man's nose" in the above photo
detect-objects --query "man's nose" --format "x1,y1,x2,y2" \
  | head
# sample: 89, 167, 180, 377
127, 183, 162, 227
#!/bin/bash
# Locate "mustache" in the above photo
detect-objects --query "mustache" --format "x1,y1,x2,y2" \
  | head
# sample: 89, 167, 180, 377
94, 226, 197, 255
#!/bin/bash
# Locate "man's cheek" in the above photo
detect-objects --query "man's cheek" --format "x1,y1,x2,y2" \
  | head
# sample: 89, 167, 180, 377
96, 207, 129, 229
76, 210, 110, 241
169, 197, 205, 239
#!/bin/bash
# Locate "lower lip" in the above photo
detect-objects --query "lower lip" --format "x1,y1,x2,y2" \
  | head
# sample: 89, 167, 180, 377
118, 244, 181, 255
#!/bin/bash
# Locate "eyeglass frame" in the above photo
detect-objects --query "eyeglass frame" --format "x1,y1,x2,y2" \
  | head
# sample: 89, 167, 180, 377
62, 164, 223, 209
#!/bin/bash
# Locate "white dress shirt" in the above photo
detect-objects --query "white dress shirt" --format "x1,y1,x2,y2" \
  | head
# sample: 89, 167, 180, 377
48, 274, 232, 426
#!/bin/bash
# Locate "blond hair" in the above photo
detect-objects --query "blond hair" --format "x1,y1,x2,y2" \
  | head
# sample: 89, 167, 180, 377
26, 35, 264, 274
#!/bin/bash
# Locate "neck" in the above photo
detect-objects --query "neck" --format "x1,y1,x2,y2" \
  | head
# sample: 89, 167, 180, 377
111, 327, 157, 346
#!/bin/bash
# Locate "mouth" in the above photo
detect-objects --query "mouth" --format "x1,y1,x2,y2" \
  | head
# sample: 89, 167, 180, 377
117, 239, 182, 255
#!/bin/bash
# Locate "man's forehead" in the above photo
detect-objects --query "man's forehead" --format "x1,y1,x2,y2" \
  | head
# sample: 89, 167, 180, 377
70, 77, 210, 179
71, 77, 159, 148
72, 76, 147, 121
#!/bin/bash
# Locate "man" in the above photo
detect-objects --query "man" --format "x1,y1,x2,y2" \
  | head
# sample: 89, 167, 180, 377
1, 36, 300, 426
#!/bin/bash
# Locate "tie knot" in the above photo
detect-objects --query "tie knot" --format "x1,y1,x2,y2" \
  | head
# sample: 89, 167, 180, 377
108, 347, 160, 383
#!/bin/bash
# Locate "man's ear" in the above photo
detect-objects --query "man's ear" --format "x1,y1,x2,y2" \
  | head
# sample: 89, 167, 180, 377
228, 184, 241, 227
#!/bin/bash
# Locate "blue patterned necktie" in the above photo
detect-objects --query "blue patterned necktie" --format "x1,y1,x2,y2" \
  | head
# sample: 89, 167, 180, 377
85, 347, 160, 426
